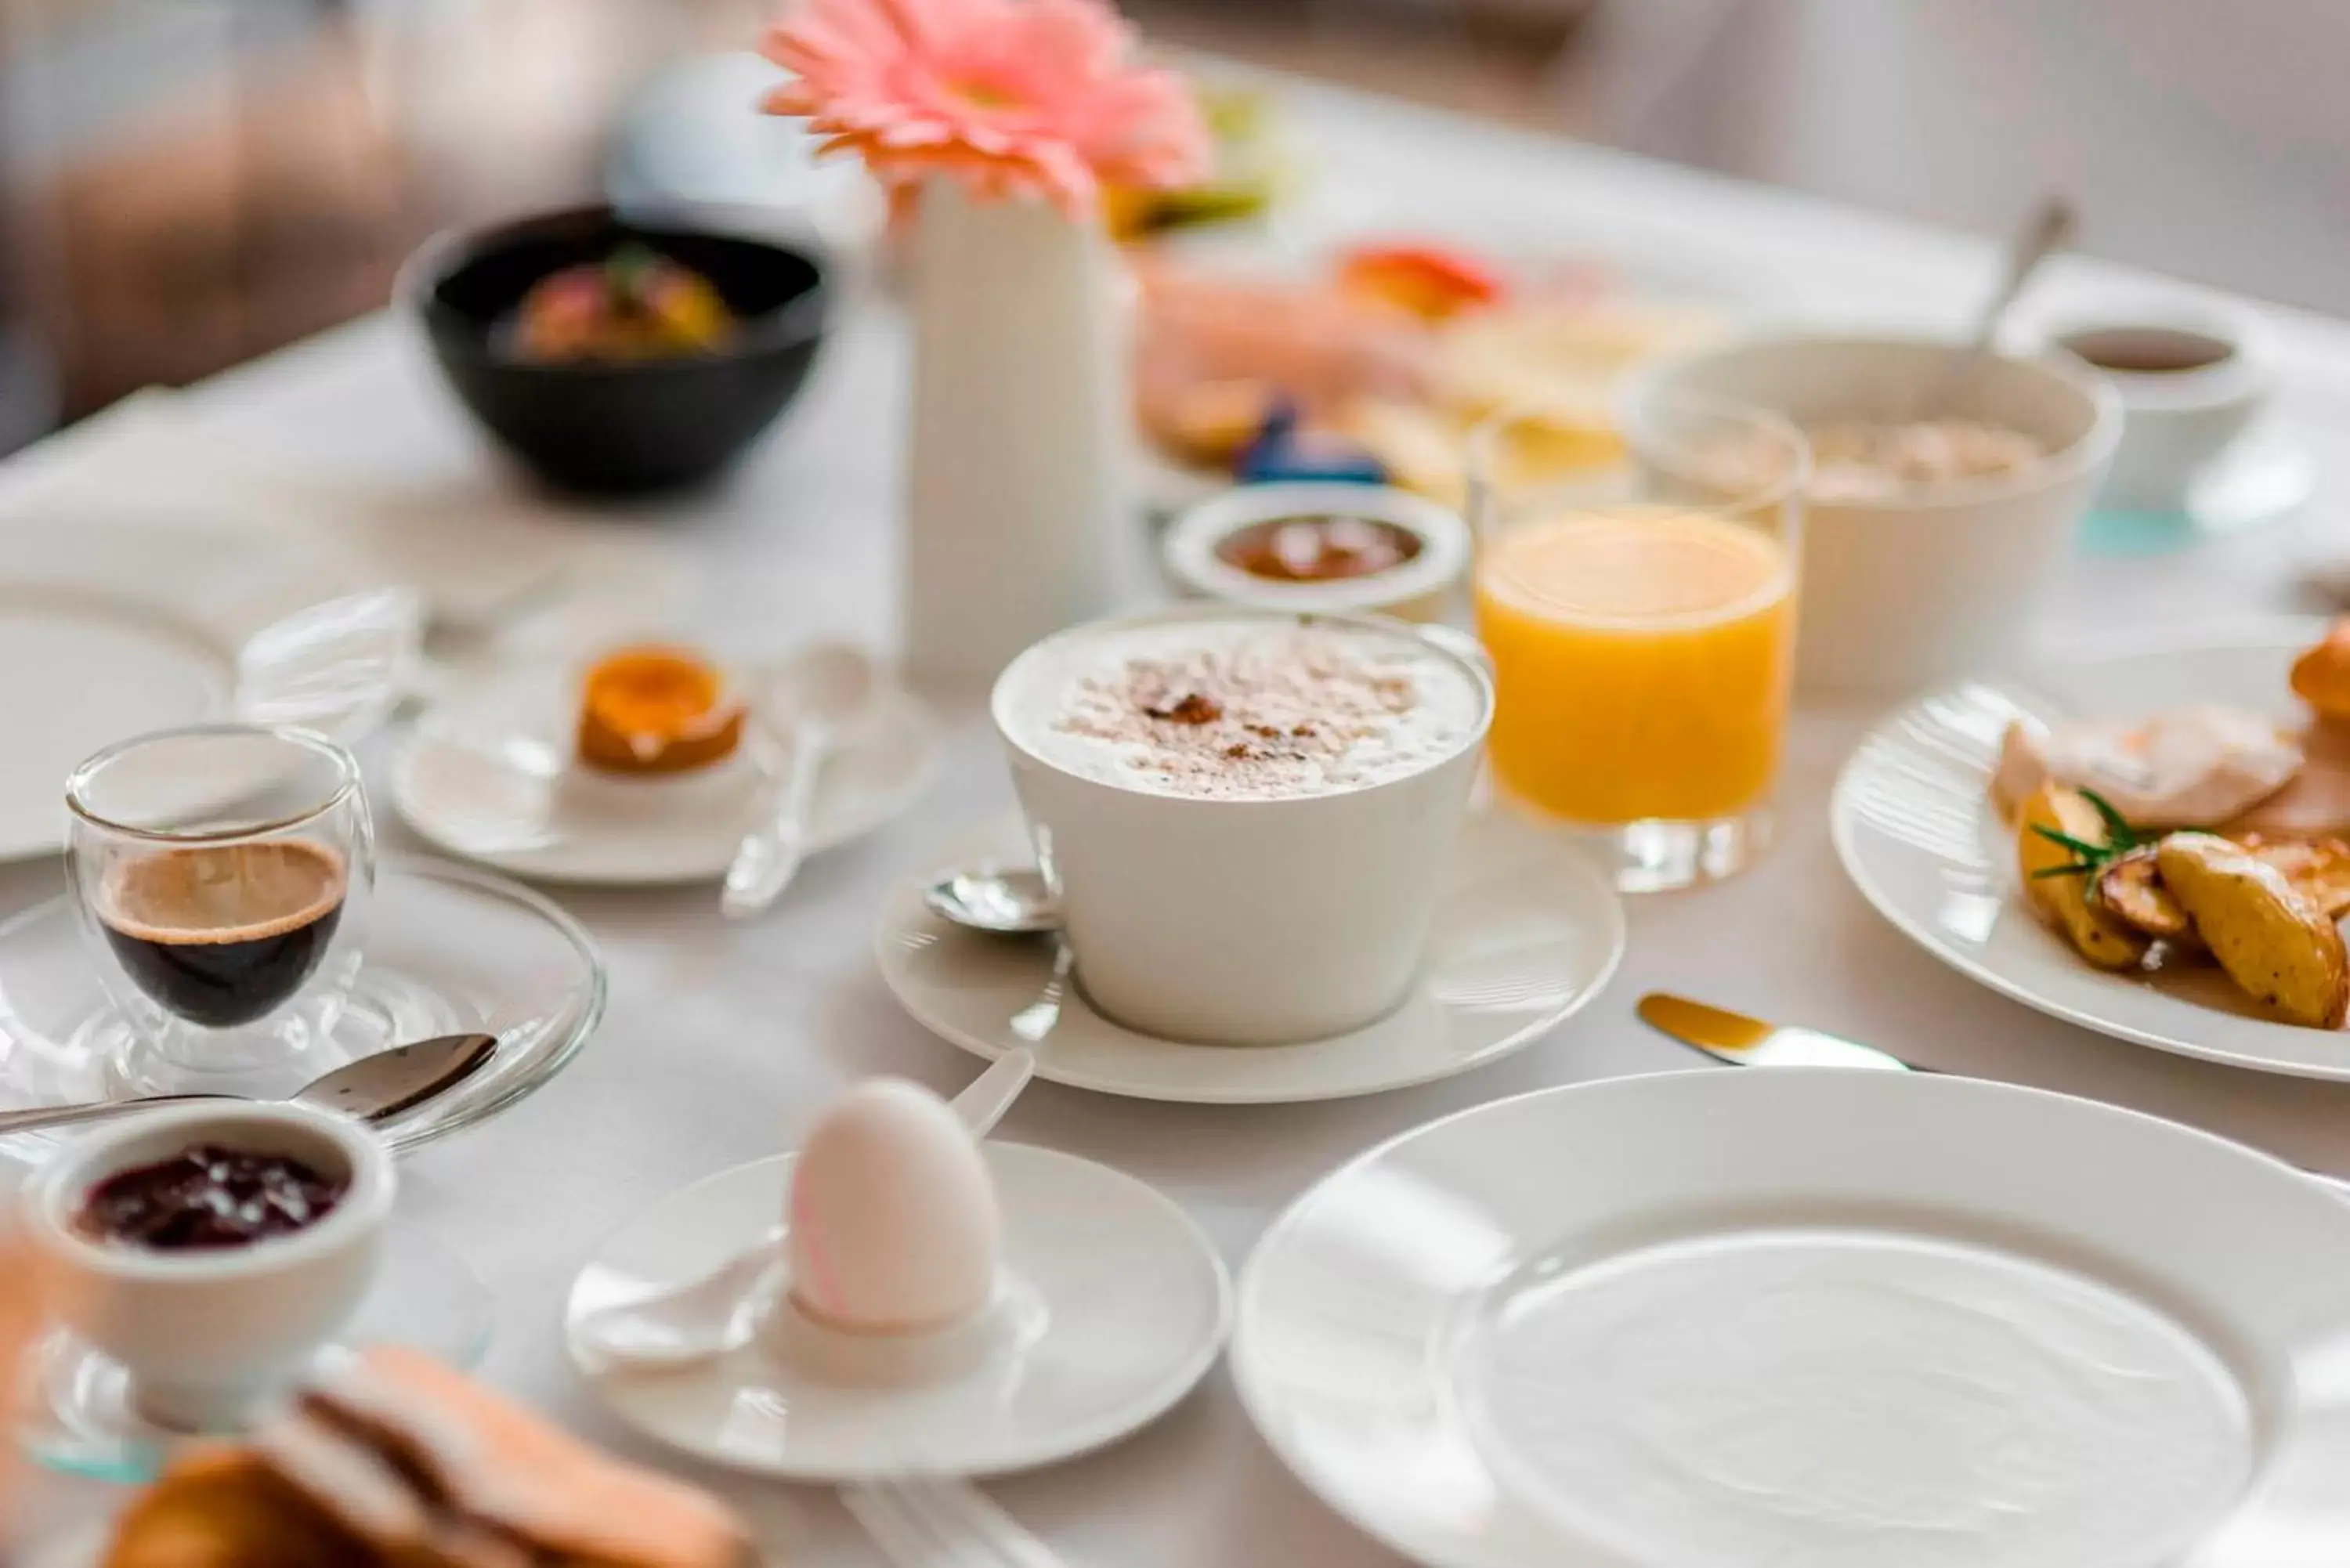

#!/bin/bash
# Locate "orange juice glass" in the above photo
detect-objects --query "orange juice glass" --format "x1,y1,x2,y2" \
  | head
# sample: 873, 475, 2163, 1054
1470, 396, 1807, 890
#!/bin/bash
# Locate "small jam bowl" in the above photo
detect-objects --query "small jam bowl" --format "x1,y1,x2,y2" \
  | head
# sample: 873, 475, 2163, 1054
1162, 482, 1472, 623
20, 1101, 394, 1431
2035, 301, 2273, 512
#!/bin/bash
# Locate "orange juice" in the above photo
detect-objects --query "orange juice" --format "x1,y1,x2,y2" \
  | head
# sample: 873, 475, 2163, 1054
1474, 509, 1795, 823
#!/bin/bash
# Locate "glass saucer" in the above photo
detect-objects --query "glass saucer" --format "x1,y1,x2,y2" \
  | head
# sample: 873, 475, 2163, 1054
22, 1222, 493, 1484
0, 857, 606, 1156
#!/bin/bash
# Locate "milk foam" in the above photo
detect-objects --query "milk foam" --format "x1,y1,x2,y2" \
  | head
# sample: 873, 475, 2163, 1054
998, 614, 1488, 800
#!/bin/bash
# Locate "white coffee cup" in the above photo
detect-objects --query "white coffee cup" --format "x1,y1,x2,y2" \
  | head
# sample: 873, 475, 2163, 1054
991, 605, 1491, 1046
2041, 303, 2272, 513
22, 1101, 393, 1430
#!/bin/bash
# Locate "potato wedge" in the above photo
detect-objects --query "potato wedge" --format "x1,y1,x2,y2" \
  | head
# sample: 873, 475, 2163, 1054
2016, 784, 2150, 970
2093, 847, 2191, 939
2157, 833, 2350, 1028
2236, 833, 2350, 920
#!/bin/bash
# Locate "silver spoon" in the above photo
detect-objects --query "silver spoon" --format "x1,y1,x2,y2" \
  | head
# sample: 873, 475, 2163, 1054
0, 1032, 499, 1136
576, 1048, 1037, 1370
924, 868, 1061, 935
1636, 992, 2350, 1200
722, 643, 880, 920
1913, 193, 2077, 417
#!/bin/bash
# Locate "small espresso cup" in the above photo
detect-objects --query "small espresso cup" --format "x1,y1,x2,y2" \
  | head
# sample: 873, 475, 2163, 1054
991, 605, 1491, 1046
65, 724, 378, 1093
2044, 305, 2272, 513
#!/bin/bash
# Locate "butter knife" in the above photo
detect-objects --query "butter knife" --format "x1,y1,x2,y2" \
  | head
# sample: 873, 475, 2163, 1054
1637, 992, 2350, 1198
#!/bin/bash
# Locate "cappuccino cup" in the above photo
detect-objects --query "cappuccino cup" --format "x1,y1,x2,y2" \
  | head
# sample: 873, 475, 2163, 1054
991, 605, 1491, 1046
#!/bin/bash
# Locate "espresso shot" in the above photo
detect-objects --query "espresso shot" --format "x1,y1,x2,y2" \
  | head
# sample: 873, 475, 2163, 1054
98, 842, 349, 1028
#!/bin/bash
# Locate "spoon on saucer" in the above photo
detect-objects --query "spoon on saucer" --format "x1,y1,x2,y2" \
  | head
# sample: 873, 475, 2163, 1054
723, 643, 880, 920
924, 868, 1061, 934
577, 1048, 1037, 1369
0, 1032, 499, 1136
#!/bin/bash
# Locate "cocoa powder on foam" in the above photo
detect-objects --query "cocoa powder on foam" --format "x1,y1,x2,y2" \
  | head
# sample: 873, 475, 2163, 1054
1052, 626, 1468, 799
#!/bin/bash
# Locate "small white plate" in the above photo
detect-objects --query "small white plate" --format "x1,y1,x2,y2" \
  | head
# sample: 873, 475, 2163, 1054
874, 811, 1625, 1104
565, 1143, 1230, 1480
1235, 1068, 2350, 1568
389, 663, 941, 886
0, 518, 360, 861
1831, 620, 2350, 1078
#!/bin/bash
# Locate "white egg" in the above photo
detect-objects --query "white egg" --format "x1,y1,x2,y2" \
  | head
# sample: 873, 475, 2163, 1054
786, 1079, 1001, 1335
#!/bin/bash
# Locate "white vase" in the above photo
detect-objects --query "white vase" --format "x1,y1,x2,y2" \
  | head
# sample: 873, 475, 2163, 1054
901, 176, 1133, 688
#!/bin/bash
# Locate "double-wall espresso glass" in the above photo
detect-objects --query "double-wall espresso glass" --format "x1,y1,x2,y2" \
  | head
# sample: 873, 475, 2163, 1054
66, 725, 376, 1095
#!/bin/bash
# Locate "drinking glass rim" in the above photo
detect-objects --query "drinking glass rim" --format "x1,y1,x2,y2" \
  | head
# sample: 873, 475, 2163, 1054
1466, 388, 1813, 533
65, 723, 362, 843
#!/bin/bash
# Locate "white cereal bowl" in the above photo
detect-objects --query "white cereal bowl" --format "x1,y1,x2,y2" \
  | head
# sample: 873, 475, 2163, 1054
21, 1102, 393, 1431
1161, 482, 1473, 623
1632, 334, 2119, 695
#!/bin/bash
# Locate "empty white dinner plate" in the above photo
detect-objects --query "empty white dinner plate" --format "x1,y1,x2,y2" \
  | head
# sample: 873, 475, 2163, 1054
1235, 1068, 2350, 1568
873, 811, 1625, 1104
565, 1143, 1230, 1480
1832, 620, 2350, 1078
0, 518, 359, 861
389, 663, 940, 885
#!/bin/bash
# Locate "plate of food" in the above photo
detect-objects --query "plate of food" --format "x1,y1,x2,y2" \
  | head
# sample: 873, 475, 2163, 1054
1132, 237, 1730, 519
1833, 616, 2350, 1077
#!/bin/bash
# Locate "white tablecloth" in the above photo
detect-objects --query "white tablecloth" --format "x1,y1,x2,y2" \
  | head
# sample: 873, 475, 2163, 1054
17, 70, 2350, 1567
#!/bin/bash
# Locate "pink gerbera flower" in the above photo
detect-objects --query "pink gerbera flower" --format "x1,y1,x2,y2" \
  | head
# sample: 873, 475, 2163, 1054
759, 0, 1209, 219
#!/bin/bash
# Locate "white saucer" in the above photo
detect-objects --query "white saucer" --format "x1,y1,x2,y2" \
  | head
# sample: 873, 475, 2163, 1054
565, 1143, 1230, 1480
389, 663, 941, 885
1235, 1068, 2350, 1568
874, 811, 1625, 1104
0, 517, 360, 861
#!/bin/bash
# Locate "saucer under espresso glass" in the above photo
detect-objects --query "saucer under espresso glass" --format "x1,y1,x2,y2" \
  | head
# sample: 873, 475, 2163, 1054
1469, 395, 1808, 891
67, 725, 375, 1099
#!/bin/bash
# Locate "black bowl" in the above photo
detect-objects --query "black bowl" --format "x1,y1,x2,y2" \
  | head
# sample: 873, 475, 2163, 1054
404, 205, 828, 496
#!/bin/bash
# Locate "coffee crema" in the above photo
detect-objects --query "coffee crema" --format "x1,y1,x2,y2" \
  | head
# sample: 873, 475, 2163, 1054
99, 842, 348, 1028
1003, 616, 1485, 801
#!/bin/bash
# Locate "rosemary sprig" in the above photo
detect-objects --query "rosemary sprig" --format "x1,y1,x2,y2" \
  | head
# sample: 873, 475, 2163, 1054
2027, 787, 2147, 880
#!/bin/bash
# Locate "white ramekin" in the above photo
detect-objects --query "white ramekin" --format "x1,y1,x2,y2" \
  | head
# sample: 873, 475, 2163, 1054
1629, 334, 2120, 695
22, 1100, 394, 1430
991, 605, 1491, 1046
1161, 482, 1473, 623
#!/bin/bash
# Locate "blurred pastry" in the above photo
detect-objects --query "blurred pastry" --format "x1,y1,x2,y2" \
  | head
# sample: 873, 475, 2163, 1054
577, 645, 746, 776
101, 1346, 750, 1568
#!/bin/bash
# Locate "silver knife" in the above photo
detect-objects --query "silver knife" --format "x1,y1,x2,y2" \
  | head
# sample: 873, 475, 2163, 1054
1637, 992, 2350, 1198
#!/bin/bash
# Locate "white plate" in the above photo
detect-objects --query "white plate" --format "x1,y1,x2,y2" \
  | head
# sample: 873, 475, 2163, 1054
389, 664, 940, 886
565, 1143, 1230, 1480
0, 518, 359, 861
1235, 1068, 2350, 1568
1831, 620, 2350, 1078
873, 811, 1625, 1104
